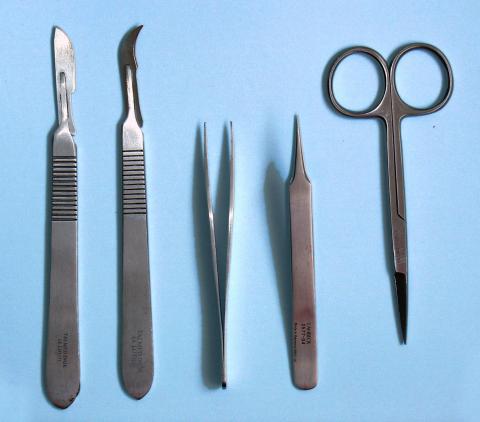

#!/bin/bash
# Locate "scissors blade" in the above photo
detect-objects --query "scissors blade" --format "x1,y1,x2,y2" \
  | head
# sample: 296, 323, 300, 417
289, 116, 317, 389
388, 108, 409, 344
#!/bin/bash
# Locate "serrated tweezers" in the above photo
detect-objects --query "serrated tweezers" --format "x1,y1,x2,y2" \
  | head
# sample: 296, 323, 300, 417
203, 122, 234, 388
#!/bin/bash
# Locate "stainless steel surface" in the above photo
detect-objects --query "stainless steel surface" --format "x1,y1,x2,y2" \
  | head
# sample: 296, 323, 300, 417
289, 116, 317, 389
203, 122, 234, 388
120, 25, 143, 128
328, 43, 453, 343
45, 27, 80, 409
119, 25, 153, 399
53, 27, 75, 135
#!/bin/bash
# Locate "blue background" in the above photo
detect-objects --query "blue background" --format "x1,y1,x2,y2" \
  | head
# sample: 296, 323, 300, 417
0, 1, 479, 421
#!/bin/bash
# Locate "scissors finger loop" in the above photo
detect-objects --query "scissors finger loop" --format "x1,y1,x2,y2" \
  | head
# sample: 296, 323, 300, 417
390, 43, 453, 116
328, 46, 389, 118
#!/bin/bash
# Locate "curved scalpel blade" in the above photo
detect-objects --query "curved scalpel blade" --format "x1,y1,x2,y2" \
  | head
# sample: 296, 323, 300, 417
119, 25, 143, 127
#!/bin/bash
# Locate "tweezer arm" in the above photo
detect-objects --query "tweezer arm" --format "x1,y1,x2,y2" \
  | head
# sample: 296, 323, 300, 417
45, 124, 80, 409
202, 123, 235, 389
290, 179, 317, 390
121, 66, 153, 398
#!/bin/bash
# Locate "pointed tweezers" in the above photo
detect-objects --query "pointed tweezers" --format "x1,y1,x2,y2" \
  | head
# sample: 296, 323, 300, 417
45, 27, 80, 409
203, 122, 234, 388
289, 116, 317, 389
119, 25, 153, 399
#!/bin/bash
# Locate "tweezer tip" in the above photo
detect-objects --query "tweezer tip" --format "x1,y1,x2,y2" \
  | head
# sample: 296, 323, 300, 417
401, 323, 407, 344
222, 381, 227, 389
291, 115, 309, 183
394, 272, 408, 345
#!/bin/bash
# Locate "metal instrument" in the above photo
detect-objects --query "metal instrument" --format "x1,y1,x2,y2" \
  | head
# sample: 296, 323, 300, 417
289, 116, 317, 389
327, 43, 453, 343
203, 122, 234, 388
119, 25, 153, 398
45, 27, 80, 409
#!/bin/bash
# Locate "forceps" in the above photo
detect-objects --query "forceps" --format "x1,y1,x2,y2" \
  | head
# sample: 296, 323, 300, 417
119, 25, 153, 398
203, 122, 234, 388
45, 27, 80, 409
328, 43, 453, 343
290, 117, 317, 389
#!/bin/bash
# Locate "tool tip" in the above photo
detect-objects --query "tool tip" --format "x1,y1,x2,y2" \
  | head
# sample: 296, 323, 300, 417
47, 382, 80, 409
394, 272, 408, 344
295, 114, 302, 141
53, 26, 72, 47
120, 25, 143, 69
290, 114, 309, 183
53, 26, 64, 36
125, 383, 152, 400
222, 381, 227, 389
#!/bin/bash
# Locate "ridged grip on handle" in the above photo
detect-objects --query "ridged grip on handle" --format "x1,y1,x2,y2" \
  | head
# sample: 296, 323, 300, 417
121, 148, 153, 399
122, 150, 146, 215
46, 155, 79, 409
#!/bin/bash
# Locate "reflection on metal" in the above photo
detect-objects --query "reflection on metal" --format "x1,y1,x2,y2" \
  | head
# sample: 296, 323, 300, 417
328, 43, 454, 343
203, 122, 234, 388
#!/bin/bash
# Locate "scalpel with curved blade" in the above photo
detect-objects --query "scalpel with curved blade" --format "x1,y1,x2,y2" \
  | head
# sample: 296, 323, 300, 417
119, 25, 154, 399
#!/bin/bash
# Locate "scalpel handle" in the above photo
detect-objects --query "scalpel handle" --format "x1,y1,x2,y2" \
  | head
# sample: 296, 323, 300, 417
290, 181, 317, 390
45, 153, 80, 409
121, 148, 153, 399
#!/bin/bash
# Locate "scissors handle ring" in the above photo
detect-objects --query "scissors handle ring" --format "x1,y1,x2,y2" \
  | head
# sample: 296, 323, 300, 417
390, 43, 453, 116
327, 46, 390, 118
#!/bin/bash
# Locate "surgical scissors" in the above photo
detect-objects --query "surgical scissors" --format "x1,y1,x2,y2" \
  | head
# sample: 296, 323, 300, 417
327, 43, 453, 343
